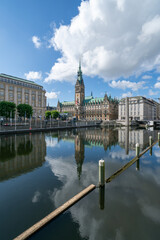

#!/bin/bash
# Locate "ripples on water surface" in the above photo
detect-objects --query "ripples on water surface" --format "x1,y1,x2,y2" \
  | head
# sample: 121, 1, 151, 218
0, 127, 160, 240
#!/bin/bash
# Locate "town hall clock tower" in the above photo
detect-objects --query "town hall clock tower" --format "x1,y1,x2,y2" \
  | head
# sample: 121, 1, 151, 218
75, 61, 85, 119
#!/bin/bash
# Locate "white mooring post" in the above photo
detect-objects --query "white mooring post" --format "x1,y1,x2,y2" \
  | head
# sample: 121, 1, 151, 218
136, 143, 140, 158
158, 132, 160, 147
149, 136, 153, 146
99, 159, 105, 187
149, 136, 153, 156
99, 185, 105, 210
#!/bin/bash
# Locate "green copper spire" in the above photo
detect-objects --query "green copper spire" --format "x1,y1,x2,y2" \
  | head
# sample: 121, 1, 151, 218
77, 59, 83, 83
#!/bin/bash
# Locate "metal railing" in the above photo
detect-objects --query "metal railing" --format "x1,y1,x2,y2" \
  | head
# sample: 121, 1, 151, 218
0, 120, 101, 132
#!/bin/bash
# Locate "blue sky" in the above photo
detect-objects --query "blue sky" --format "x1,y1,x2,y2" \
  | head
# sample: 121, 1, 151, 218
1, 0, 160, 106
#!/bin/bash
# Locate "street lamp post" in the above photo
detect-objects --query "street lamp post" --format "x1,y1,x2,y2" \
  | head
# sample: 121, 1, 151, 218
25, 111, 26, 126
15, 111, 17, 130
30, 115, 31, 129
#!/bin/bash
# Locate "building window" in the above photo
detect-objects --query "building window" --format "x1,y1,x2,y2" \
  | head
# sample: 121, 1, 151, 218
25, 94, 29, 99
32, 95, 35, 100
18, 93, 21, 99
17, 87, 22, 92
0, 90, 4, 96
9, 86, 14, 90
25, 89, 29, 93
9, 92, 13, 98
0, 83, 4, 89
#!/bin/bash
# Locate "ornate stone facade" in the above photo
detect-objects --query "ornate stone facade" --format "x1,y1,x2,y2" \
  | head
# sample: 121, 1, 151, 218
57, 64, 118, 120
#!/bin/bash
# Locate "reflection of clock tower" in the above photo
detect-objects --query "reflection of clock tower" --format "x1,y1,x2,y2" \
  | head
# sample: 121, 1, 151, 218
75, 61, 85, 119
75, 134, 85, 179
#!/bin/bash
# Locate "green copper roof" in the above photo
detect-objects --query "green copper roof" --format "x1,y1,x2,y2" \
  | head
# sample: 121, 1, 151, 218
85, 96, 93, 100
61, 101, 75, 106
60, 95, 118, 106
90, 97, 104, 103
84, 97, 104, 104
0, 73, 43, 87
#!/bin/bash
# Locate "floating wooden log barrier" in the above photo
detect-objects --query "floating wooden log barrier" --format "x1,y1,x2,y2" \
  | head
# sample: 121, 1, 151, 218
13, 184, 96, 240
106, 140, 158, 183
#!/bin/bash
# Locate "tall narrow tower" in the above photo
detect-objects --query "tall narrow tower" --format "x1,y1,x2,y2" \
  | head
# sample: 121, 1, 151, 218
75, 61, 85, 119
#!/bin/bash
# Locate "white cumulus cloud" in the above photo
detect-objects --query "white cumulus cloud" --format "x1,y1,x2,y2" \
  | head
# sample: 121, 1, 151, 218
109, 80, 145, 91
122, 92, 133, 98
154, 82, 160, 89
25, 71, 42, 80
142, 75, 152, 79
45, 0, 160, 83
149, 89, 158, 96
32, 36, 41, 48
45, 91, 60, 99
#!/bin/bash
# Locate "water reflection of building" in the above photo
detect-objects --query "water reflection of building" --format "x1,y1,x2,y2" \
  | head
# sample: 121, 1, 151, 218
84, 128, 118, 151
75, 133, 85, 179
57, 128, 118, 151
118, 128, 158, 152
57, 128, 118, 178
0, 133, 46, 181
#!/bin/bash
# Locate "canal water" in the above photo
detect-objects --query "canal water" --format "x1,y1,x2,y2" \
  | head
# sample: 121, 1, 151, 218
0, 127, 160, 240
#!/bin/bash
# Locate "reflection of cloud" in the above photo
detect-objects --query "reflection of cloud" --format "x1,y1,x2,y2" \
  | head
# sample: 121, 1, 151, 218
32, 191, 41, 203
109, 149, 135, 160
141, 160, 151, 164
140, 203, 160, 223
45, 137, 58, 148
154, 149, 160, 161
143, 167, 160, 186
153, 146, 160, 163
44, 139, 160, 240
47, 151, 160, 240
46, 155, 99, 206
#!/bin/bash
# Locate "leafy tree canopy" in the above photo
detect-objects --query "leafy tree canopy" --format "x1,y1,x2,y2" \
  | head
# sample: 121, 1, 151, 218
17, 104, 33, 118
45, 111, 51, 119
51, 110, 59, 119
0, 101, 16, 118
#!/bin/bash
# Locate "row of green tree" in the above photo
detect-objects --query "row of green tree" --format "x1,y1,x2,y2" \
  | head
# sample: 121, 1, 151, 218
0, 101, 33, 118
45, 110, 59, 119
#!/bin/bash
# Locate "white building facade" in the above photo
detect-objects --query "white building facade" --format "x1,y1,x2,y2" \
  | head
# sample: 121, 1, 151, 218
118, 96, 160, 121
